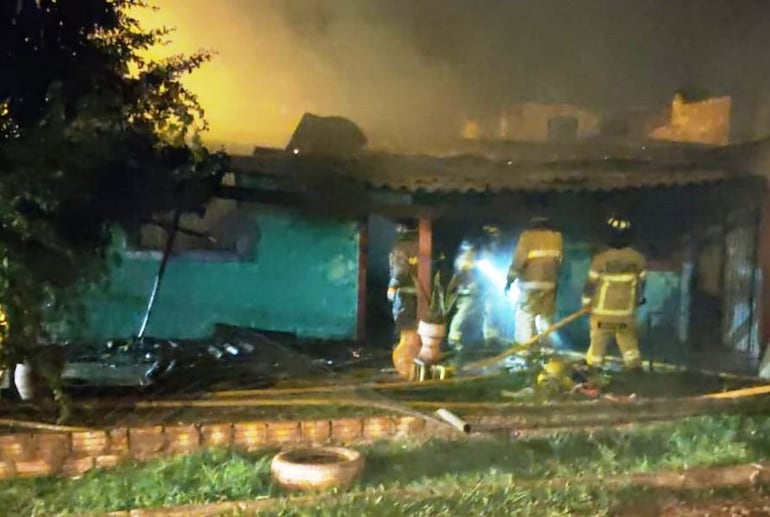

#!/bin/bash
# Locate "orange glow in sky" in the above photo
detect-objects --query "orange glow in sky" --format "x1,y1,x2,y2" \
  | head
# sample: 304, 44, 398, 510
137, 2, 316, 153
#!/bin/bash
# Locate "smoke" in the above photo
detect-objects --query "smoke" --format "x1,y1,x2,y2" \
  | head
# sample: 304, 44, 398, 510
139, 0, 770, 153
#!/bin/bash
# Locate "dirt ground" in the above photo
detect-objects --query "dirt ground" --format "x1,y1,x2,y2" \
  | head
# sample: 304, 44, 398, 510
616, 490, 770, 516
0, 366, 761, 430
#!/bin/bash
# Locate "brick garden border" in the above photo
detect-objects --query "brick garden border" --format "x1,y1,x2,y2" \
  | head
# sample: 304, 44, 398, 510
0, 415, 436, 480
4, 385, 769, 481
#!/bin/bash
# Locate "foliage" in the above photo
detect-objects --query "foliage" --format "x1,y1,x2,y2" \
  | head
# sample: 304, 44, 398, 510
1, 414, 770, 514
0, 1, 227, 369
414, 271, 459, 324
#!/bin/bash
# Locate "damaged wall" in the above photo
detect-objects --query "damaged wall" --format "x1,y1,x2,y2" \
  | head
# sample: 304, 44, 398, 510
462, 102, 601, 142
649, 94, 732, 145
68, 206, 361, 341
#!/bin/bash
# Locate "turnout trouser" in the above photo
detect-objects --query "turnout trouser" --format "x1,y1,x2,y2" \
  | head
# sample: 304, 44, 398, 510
585, 316, 642, 368
448, 294, 484, 349
513, 288, 556, 344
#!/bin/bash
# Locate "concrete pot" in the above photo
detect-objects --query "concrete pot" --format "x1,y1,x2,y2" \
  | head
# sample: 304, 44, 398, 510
271, 446, 365, 491
417, 320, 446, 363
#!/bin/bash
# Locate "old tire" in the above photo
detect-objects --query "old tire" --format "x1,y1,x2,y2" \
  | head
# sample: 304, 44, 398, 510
270, 446, 364, 491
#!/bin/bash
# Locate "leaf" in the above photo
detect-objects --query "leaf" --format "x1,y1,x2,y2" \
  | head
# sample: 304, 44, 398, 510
0, 0, 226, 383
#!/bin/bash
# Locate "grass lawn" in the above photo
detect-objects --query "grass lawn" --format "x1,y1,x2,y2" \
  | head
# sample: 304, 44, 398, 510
2, 414, 770, 515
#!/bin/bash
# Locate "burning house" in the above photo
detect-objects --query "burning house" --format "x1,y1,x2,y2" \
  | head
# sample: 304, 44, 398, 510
52, 111, 770, 377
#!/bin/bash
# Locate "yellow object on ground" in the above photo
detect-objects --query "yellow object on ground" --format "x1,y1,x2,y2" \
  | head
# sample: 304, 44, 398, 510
206, 373, 495, 399
536, 358, 575, 391
700, 384, 770, 400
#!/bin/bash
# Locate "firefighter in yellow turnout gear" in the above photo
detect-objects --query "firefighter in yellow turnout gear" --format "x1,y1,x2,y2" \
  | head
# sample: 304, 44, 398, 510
505, 217, 564, 345
582, 215, 647, 370
388, 225, 421, 378
448, 241, 485, 350
387, 225, 419, 335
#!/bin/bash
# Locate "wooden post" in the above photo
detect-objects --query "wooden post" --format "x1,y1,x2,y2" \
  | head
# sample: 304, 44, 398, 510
756, 183, 770, 354
417, 217, 433, 321
356, 220, 368, 343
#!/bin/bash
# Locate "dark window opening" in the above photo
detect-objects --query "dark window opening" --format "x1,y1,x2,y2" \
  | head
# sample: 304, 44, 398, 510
129, 197, 258, 262
547, 116, 579, 141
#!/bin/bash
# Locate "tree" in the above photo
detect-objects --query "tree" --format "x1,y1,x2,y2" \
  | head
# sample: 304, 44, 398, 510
0, 0, 227, 419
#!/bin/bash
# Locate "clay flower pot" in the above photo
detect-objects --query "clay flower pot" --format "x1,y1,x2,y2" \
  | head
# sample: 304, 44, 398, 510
270, 446, 365, 492
417, 320, 447, 363
392, 329, 421, 379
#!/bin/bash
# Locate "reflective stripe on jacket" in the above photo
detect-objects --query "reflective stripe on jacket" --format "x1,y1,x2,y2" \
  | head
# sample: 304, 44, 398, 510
508, 229, 563, 285
583, 247, 646, 318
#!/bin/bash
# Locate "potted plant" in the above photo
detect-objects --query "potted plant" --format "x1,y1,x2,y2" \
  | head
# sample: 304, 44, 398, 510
415, 272, 458, 363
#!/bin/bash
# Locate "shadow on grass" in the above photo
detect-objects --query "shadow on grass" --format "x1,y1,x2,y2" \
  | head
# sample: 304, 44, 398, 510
361, 415, 770, 487
605, 370, 750, 399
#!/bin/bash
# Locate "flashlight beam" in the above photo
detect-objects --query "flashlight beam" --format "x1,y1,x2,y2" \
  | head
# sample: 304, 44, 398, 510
476, 259, 520, 303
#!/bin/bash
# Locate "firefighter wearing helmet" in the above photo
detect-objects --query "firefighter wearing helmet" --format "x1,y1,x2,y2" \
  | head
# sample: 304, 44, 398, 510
582, 214, 647, 370
505, 216, 564, 345
448, 240, 485, 350
388, 224, 419, 336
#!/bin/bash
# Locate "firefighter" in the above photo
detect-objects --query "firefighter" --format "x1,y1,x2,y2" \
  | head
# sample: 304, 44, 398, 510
387, 225, 419, 337
582, 214, 647, 370
448, 241, 485, 350
505, 216, 564, 345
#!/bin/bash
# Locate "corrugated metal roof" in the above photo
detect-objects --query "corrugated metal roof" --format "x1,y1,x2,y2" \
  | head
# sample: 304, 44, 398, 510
234, 140, 751, 194
346, 154, 734, 193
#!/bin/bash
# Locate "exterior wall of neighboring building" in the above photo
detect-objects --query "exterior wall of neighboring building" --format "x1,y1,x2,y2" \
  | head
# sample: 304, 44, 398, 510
462, 95, 733, 146
649, 94, 732, 145
462, 102, 602, 142
500, 103, 602, 142
64, 204, 362, 341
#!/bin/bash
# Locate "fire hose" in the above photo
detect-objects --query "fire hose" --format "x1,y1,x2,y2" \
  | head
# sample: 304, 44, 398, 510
462, 306, 591, 372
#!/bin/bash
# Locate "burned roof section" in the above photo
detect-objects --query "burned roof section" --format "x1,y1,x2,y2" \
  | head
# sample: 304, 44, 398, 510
232, 137, 761, 195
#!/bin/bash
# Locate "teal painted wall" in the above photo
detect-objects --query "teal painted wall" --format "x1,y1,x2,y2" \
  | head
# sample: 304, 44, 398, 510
68, 207, 361, 341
